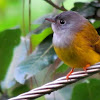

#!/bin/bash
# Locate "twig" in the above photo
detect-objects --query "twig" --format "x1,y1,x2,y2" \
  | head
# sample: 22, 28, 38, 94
44, 0, 67, 11
29, 0, 31, 32
28, 0, 33, 54
28, 0, 33, 89
9, 62, 100, 100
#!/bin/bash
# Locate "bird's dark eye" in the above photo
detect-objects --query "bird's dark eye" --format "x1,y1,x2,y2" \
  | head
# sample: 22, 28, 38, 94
60, 19, 65, 24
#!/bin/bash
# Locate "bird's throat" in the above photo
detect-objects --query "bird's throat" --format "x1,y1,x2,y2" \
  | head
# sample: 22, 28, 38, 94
53, 32, 74, 48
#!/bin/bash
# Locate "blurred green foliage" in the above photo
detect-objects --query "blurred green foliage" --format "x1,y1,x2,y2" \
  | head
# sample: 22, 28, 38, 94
71, 79, 100, 100
0, 28, 21, 80
0, 0, 100, 100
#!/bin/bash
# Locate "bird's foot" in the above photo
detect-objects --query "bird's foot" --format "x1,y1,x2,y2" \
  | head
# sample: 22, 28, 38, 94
66, 68, 74, 79
83, 64, 90, 71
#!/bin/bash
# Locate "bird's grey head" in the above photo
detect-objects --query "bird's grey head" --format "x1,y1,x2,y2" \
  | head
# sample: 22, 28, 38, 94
45, 11, 88, 47
46, 11, 88, 34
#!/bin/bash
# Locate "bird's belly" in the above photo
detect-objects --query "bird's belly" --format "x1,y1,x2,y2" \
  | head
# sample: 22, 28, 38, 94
54, 46, 100, 68
54, 46, 81, 68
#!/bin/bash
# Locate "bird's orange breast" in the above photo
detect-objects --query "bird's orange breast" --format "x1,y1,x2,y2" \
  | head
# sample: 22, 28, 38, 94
54, 46, 79, 67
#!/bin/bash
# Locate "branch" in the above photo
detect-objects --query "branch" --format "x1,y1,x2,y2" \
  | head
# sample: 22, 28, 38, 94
44, 0, 67, 11
9, 62, 100, 100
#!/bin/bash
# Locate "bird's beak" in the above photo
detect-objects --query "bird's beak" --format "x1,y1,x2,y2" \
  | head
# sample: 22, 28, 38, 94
45, 18, 55, 23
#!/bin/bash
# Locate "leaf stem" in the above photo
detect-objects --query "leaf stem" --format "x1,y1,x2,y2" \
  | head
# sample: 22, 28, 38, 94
22, 0, 29, 52
28, 0, 33, 54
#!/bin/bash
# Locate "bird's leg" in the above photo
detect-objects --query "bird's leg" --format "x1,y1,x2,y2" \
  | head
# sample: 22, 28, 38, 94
83, 64, 90, 71
66, 68, 74, 79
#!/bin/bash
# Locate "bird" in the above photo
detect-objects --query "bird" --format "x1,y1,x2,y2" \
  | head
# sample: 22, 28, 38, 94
45, 11, 100, 79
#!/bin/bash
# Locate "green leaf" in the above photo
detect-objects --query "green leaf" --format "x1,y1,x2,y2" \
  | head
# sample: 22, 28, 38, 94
64, 0, 94, 10
93, 20, 100, 29
31, 27, 53, 48
0, 28, 21, 81
72, 2, 85, 10
14, 36, 57, 84
71, 79, 100, 100
10, 84, 30, 97
2, 37, 29, 89
77, 6, 96, 17
55, 62, 68, 73
72, 2, 96, 17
